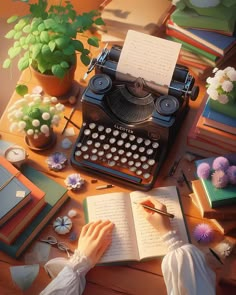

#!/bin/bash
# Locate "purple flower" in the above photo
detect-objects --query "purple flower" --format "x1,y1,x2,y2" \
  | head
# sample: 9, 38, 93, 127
212, 156, 229, 171
46, 152, 67, 171
65, 173, 84, 190
193, 223, 214, 244
197, 162, 211, 179
212, 170, 229, 188
226, 165, 236, 185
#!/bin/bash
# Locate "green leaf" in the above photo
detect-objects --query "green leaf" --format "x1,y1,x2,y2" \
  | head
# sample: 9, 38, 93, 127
40, 31, 49, 43
25, 34, 36, 44
31, 44, 42, 59
2, 59, 12, 69
5, 29, 16, 39
23, 24, 31, 34
14, 31, 22, 40
7, 15, 19, 24
63, 45, 75, 55
72, 40, 84, 52
38, 23, 46, 32
87, 36, 99, 47
55, 37, 70, 49
60, 61, 69, 69
44, 18, 56, 30
94, 17, 105, 25
8, 47, 21, 58
80, 54, 90, 66
52, 64, 66, 78
18, 55, 30, 71
48, 40, 56, 52
16, 84, 28, 96
41, 44, 51, 58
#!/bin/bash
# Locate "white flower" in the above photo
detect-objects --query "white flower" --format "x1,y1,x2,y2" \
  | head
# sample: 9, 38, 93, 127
43, 97, 51, 104
55, 103, 65, 112
14, 110, 23, 119
218, 94, 229, 104
27, 129, 34, 135
18, 121, 26, 130
32, 119, 40, 127
222, 80, 233, 93
40, 124, 50, 134
207, 67, 236, 104
29, 101, 36, 107
42, 112, 51, 120
51, 96, 58, 103
9, 122, 18, 132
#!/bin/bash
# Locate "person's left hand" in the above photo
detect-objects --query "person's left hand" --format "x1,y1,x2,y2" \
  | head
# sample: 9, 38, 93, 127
77, 220, 114, 266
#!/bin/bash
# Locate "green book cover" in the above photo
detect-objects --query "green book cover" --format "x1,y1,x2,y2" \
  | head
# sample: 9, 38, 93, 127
195, 154, 236, 208
167, 36, 218, 62
0, 164, 69, 258
171, 8, 235, 33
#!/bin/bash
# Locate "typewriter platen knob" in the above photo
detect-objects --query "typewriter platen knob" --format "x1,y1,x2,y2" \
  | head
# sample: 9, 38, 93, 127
155, 95, 180, 116
89, 74, 112, 94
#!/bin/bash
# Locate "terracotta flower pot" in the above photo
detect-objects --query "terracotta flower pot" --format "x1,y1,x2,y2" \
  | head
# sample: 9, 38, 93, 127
31, 65, 76, 97
26, 128, 56, 149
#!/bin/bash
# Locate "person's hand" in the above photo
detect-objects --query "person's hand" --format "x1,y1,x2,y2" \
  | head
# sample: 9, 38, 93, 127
138, 197, 172, 235
77, 220, 114, 266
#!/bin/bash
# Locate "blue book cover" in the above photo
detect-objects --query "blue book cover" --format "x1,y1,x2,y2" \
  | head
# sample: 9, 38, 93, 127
202, 99, 236, 128
0, 165, 31, 225
186, 28, 236, 54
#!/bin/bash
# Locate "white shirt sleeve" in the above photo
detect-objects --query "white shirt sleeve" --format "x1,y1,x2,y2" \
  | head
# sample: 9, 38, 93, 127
40, 249, 92, 295
161, 231, 216, 295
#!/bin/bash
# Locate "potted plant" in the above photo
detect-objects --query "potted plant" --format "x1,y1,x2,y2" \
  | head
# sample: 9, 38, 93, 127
7, 93, 65, 149
206, 67, 236, 118
2, 0, 104, 96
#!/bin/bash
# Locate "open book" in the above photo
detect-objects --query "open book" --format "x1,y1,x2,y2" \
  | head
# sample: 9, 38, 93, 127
83, 186, 190, 264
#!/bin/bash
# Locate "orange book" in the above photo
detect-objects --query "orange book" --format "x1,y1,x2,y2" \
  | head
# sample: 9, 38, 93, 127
196, 115, 236, 147
191, 179, 236, 220
190, 192, 236, 234
0, 157, 46, 244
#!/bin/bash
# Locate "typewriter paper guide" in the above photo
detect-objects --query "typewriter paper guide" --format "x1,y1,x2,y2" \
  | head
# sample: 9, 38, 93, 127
116, 30, 181, 92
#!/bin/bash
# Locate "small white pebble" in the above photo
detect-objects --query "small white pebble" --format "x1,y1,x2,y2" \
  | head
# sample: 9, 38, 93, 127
68, 209, 77, 218
32, 85, 43, 94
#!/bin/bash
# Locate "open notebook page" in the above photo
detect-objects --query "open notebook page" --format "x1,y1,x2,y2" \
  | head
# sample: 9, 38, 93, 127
130, 186, 189, 259
85, 192, 139, 263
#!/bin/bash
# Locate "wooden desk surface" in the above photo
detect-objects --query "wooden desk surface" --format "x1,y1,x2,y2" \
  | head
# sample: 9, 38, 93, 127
0, 51, 235, 295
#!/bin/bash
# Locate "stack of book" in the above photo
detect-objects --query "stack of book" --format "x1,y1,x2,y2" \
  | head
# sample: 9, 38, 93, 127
186, 95, 236, 158
98, 0, 173, 45
190, 155, 236, 235
165, 6, 236, 79
0, 156, 69, 258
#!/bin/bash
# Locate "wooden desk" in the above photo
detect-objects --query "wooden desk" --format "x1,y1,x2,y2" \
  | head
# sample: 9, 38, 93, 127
0, 54, 235, 295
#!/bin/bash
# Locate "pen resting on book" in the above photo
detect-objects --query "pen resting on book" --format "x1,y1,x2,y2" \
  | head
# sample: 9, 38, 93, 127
134, 202, 175, 218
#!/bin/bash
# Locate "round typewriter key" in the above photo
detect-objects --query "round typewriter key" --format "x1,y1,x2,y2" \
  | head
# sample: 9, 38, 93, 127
89, 123, 96, 129
148, 159, 155, 166
136, 137, 143, 144
91, 155, 98, 161
139, 146, 145, 153
143, 173, 151, 179
98, 125, 105, 132
133, 153, 139, 160
117, 140, 124, 146
109, 137, 116, 144
108, 161, 116, 167
105, 128, 112, 134
111, 147, 117, 153
128, 160, 134, 166
76, 142, 82, 148
136, 170, 142, 176
75, 150, 82, 157
94, 142, 101, 148
155, 95, 179, 115
125, 142, 131, 149
89, 74, 112, 94
152, 142, 159, 148
99, 134, 106, 140
129, 135, 135, 141
121, 132, 128, 139
84, 129, 91, 136
126, 151, 132, 157
81, 145, 88, 152
144, 139, 151, 146
140, 156, 147, 162
113, 130, 119, 136
87, 140, 93, 145
98, 151, 104, 156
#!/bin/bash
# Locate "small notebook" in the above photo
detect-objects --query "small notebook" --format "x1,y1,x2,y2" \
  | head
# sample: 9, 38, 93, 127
83, 186, 190, 264
0, 165, 31, 226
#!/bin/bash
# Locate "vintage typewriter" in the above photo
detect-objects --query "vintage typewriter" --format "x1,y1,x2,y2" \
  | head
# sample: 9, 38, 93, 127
71, 45, 199, 190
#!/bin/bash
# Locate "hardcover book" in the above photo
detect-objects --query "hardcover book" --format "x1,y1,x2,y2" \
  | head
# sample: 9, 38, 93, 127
0, 161, 31, 226
166, 36, 218, 62
0, 157, 46, 244
0, 164, 69, 258
83, 186, 189, 264
196, 115, 236, 147
202, 99, 236, 135
166, 20, 236, 56
195, 154, 236, 208
191, 179, 236, 220
190, 192, 236, 234
170, 8, 236, 34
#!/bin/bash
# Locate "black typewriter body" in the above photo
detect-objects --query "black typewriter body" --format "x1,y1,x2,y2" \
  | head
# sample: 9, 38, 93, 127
71, 46, 199, 190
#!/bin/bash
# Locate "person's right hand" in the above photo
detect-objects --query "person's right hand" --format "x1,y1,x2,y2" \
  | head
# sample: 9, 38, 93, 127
77, 220, 114, 266
138, 197, 172, 235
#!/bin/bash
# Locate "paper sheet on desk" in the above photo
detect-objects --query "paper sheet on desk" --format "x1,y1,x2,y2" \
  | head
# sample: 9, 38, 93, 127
116, 30, 181, 90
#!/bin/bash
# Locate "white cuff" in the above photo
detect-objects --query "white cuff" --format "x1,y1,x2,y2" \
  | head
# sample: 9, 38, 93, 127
161, 230, 184, 252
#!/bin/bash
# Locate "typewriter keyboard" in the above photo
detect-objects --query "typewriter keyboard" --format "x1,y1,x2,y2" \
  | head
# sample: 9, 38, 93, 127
71, 122, 161, 189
